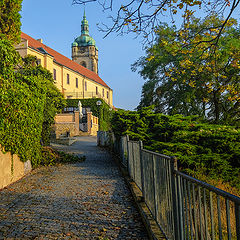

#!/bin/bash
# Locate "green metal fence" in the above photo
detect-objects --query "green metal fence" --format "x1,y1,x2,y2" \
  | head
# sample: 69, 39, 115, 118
97, 131, 240, 240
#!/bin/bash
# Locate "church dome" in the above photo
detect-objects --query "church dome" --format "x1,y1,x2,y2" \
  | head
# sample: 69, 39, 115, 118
74, 35, 96, 47
72, 41, 78, 47
72, 11, 97, 48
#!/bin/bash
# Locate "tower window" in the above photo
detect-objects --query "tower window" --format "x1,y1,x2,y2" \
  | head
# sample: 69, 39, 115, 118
96, 87, 98, 95
76, 78, 78, 88
107, 91, 109, 99
67, 74, 70, 84
85, 81, 87, 91
102, 89, 104, 97
53, 69, 56, 80
80, 61, 87, 68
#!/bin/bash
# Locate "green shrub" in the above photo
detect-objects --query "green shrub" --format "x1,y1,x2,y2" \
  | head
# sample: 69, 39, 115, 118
41, 146, 86, 166
67, 98, 112, 131
0, 0, 22, 43
111, 108, 240, 189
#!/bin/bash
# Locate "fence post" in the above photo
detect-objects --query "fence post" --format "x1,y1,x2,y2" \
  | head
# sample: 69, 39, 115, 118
97, 131, 100, 146
236, 203, 240, 240
126, 135, 130, 172
139, 141, 145, 200
170, 156, 181, 240
120, 137, 123, 163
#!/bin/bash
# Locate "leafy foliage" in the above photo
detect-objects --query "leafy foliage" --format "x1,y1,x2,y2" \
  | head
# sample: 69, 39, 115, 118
134, 16, 240, 124
41, 146, 86, 166
0, 40, 65, 167
67, 98, 112, 131
72, 0, 238, 46
19, 55, 66, 145
0, 0, 22, 43
111, 108, 240, 189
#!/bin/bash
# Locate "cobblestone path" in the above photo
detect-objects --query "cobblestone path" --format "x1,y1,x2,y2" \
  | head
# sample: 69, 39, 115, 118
0, 136, 149, 239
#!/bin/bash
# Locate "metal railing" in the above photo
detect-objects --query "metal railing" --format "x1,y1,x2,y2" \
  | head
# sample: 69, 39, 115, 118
64, 91, 111, 105
97, 131, 240, 240
64, 91, 102, 99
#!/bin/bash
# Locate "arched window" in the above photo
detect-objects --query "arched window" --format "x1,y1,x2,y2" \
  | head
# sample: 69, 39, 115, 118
80, 61, 87, 68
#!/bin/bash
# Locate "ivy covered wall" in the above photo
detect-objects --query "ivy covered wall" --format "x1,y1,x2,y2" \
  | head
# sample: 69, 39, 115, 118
0, 39, 65, 167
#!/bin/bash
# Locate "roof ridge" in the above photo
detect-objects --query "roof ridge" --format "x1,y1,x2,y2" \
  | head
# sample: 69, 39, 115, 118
20, 32, 110, 89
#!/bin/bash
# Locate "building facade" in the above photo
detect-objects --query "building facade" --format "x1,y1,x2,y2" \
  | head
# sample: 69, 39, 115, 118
15, 14, 113, 107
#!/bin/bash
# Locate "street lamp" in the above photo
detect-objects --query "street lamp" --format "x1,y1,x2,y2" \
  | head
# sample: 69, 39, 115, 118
96, 100, 102, 130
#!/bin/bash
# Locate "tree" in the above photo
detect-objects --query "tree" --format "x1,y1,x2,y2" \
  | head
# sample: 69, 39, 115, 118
137, 79, 159, 110
72, 0, 240, 45
0, 0, 22, 43
133, 15, 240, 124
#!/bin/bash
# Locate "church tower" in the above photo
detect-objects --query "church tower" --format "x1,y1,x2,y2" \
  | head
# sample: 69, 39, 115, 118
72, 11, 98, 74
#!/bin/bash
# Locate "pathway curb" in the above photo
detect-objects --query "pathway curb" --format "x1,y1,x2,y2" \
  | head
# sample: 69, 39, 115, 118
111, 152, 167, 240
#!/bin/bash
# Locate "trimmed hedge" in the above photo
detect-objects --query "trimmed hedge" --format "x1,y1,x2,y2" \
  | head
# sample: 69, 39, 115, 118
67, 98, 112, 131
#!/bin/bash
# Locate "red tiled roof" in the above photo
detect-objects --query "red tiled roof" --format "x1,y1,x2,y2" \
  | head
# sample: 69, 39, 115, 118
21, 32, 110, 89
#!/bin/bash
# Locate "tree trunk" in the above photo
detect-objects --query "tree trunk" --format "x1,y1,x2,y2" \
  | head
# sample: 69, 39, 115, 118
213, 91, 220, 123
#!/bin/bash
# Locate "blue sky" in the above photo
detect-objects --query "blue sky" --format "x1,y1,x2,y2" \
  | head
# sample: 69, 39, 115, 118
21, 0, 146, 110
21, 1, 239, 110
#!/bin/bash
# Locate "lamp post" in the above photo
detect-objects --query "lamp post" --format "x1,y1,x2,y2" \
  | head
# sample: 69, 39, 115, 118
96, 100, 102, 130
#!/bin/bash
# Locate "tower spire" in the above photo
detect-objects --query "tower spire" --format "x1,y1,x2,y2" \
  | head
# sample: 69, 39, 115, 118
81, 10, 89, 35
72, 10, 99, 74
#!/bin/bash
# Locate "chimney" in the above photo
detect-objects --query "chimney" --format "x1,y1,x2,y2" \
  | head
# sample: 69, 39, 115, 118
37, 39, 43, 43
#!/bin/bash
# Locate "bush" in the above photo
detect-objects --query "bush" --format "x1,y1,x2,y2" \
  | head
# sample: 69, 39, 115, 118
41, 147, 86, 166
111, 107, 240, 189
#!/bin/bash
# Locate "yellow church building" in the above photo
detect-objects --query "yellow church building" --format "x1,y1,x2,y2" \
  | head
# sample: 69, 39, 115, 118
15, 12, 113, 107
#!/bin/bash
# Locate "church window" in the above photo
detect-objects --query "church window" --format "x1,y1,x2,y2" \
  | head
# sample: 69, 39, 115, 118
67, 74, 70, 84
85, 81, 87, 91
102, 89, 104, 97
96, 87, 98, 95
53, 69, 56, 80
76, 78, 78, 88
81, 61, 87, 68
107, 91, 109, 99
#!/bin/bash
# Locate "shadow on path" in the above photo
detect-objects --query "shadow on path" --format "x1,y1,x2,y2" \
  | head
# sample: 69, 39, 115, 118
0, 136, 149, 239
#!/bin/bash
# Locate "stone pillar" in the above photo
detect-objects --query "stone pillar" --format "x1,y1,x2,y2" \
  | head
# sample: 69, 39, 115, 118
74, 111, 80, 135
87, 111, 92, 135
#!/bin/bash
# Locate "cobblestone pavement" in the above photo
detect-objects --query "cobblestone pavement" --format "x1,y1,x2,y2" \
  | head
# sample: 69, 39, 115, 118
0, 136, 149, 239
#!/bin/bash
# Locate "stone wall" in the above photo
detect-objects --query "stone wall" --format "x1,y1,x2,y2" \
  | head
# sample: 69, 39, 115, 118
55, 114, 74, 123
54, 111, 80, 138
0, 147, 32, 190
54, 122, 78, 138
53, 110, 98, 138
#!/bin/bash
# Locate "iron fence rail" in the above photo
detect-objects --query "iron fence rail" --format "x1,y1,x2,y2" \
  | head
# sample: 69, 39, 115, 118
175, 171, 240, 240
97, 131, 240, 240
64, 91, 111, 105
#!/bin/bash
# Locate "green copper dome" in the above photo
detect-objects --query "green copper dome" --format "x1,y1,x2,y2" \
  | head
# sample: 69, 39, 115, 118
72, 11, 97, 48
72, 41, 78, 47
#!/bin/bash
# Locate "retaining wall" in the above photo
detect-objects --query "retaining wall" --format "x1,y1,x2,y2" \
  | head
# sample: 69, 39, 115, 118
0, 147, 31, 189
